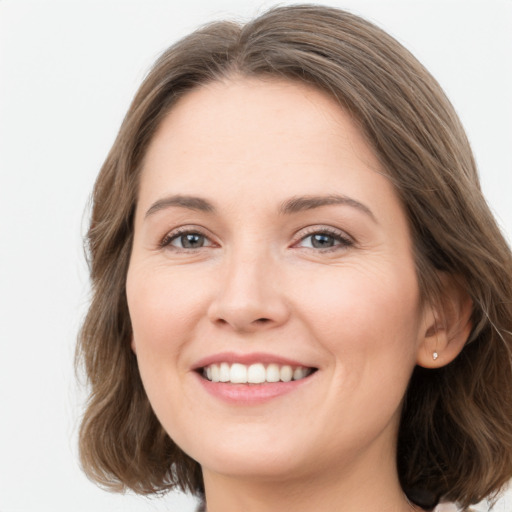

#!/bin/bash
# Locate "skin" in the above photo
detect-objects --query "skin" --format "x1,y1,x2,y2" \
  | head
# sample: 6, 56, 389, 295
126, 77, 463, 512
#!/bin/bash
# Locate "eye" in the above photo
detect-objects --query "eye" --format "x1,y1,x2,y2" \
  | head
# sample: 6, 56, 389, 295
161, 230, 213, 250
295, 229, 353, 251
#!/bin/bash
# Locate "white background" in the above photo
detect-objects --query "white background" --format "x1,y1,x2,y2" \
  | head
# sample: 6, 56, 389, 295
0, 1, 511, 511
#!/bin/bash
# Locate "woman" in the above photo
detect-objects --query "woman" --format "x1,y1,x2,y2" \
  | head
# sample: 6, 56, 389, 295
76, 5, 512, 511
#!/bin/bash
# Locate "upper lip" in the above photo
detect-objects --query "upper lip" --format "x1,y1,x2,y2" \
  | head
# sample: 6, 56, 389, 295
191, 352, 316, 371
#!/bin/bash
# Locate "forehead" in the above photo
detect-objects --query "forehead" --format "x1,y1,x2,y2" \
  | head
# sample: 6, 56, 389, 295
136, 77, 401, 225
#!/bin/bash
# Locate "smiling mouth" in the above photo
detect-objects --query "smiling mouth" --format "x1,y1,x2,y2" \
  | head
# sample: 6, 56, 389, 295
199, 362, 317, 384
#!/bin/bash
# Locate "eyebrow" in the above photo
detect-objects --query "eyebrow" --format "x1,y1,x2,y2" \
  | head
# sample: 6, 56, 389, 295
144, 193, 376, 222
145, 195, 216, 218
279, 194, 377, 222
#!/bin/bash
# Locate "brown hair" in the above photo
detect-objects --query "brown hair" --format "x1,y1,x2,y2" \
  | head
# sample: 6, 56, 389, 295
76, 5, 512, 509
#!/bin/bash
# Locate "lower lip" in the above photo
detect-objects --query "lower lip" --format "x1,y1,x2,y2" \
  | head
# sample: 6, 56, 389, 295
195, 373, 314, 405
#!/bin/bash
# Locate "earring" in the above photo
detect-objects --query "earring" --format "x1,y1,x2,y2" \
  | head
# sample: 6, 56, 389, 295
432, 351, 439, 361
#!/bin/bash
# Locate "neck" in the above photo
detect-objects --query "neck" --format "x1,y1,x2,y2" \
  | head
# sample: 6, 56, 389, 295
201, 448, 423, 512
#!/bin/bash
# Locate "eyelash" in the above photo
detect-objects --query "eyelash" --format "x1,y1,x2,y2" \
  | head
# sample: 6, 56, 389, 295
159, 226, 354, 252
292, 227, 354, 252
159, 227, 213, 250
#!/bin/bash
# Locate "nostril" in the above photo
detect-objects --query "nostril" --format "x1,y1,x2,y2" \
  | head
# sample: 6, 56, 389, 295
255, 318, 271, 324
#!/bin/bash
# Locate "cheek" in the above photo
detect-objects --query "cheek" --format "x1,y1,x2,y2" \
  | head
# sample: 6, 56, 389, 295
289, 263, 423, 451
295, 261, 422, 384
127, 265, 210, 358
126, 265, 211, 438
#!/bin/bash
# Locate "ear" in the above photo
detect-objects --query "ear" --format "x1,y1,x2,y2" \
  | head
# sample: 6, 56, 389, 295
416, 274, 473, 369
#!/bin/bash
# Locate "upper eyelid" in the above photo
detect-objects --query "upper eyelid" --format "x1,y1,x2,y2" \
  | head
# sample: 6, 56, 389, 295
292, 225, 354, 243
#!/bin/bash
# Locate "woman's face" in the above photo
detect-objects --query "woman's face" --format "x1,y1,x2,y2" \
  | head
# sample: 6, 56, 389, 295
127, 78, 434, 482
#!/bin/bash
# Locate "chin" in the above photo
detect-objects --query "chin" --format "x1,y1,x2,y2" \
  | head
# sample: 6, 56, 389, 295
200, 451, 308, 482
182, 429, 312, 481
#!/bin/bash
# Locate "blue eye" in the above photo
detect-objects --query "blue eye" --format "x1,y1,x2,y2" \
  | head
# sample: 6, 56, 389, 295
298, 230, 353, 250
308, 233, 337, 248
174, 233, 206, 249
162, 231, 212, 249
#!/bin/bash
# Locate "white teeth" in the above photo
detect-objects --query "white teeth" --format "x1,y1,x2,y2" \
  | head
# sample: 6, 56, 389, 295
202, 362, 313, 384
219, 362, 230, 382
266, 363, 281, 382
247, 363, 266, 384
230, 363, 247, 383
280, 365, 293, 382
293, 367, 306, 380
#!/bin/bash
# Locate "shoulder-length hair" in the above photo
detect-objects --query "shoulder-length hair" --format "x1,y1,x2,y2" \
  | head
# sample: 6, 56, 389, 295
76, 5, 512, 510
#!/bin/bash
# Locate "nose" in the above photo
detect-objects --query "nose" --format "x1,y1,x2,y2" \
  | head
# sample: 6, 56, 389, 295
207, 250, 290, 333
